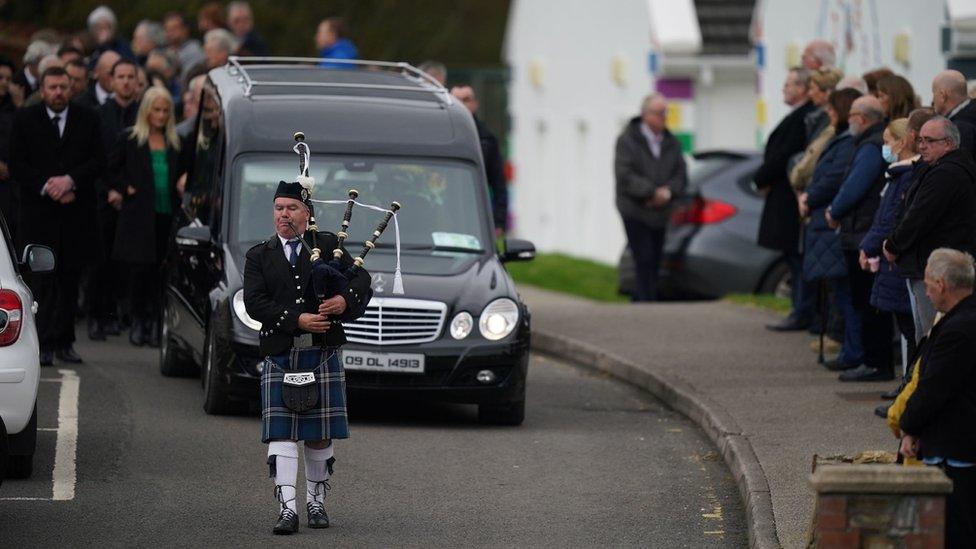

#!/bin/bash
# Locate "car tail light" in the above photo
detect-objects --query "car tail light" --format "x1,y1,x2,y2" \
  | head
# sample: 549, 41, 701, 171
671, 197, 737, 226
0, 289, 22, 346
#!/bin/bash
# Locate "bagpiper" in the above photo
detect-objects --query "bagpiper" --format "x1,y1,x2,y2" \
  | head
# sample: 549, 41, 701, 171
242, 133, 372, 534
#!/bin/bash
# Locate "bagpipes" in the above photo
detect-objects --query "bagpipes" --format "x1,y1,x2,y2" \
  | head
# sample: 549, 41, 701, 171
287, 132, 404, 310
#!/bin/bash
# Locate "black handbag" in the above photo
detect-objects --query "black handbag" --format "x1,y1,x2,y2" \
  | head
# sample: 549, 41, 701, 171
281, 370, 319, 412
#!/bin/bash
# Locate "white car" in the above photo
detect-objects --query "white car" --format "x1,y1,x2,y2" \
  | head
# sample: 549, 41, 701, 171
0, 216, 54, 487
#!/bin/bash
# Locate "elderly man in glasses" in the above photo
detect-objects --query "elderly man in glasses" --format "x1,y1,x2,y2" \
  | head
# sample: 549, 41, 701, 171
884, 116, 976, 339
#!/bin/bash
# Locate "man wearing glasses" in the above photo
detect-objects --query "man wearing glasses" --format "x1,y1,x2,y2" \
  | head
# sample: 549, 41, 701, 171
825, 95, 891, 381
884, 117, 976, 338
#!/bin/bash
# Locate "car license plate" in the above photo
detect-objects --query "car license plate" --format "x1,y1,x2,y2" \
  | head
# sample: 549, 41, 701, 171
340, 350, 425, 374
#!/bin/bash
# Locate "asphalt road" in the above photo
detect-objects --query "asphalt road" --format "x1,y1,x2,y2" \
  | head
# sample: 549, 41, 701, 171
0, 334, 746, 547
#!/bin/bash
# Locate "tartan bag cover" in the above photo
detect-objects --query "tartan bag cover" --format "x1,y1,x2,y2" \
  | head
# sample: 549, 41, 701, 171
261, 347, 349, 443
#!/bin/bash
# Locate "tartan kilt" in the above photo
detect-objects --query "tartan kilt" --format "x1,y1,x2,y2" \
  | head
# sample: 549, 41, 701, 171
261, 347, 349, 443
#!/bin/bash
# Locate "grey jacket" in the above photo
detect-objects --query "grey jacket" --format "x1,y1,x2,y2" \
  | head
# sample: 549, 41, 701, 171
614, 118, 688, 228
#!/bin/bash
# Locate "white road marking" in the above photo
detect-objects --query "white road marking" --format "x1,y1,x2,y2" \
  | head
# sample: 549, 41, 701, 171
0, 497, 50, 501
37, 427, 57, 432
51, 368, 79, 501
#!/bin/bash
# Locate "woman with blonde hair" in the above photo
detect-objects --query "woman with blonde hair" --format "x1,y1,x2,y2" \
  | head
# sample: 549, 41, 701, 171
857, 118, 918, 381
109, 85, 186, 347
790, 66, 844, 191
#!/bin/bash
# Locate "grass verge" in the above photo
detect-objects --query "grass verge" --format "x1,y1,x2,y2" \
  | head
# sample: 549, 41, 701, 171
723, 293, 791, 314
506, 252, 628, 303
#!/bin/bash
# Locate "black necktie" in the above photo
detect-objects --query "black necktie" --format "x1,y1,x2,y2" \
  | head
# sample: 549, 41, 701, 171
287, 240, 301, 267
51, 115, 61, 138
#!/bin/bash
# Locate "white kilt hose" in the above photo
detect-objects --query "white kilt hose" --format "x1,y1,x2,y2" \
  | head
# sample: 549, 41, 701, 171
261, 346, 350, 443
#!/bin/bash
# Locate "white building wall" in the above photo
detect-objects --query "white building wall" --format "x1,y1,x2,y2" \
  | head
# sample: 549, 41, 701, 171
758, 0, 948, 138
504, 0, 654, 264
693, 67, 757, 151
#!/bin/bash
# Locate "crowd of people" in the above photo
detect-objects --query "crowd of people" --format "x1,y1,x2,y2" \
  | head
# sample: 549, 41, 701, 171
756, 39, 976, 543
0, 4, 507, 368
0, 3, 364, 364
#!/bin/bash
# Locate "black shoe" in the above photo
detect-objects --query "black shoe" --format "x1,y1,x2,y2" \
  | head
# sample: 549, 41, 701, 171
129, 321, 145, 347
103, 319, 121, 336
273, 508, 299, 535
874, 404, 891, 419
881, 383, 906, 400
55, 346, 83, 364
88, 319, 106, 341
40, 350, 54, 366
765, 317, 812, 332
146, 319, 160, 348
823, 358, 859, 372
307, 502, 330, 528
839, 365, 895, 382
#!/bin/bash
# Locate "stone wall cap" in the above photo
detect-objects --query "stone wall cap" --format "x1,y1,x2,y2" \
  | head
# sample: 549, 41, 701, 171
809, 464, 952, 494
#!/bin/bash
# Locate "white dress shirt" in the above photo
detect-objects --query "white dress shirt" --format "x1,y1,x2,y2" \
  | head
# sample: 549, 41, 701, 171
949, 98, 971, 120
278, 234, 302, 264
639, 122, 663, 158
95, 82, 111, 106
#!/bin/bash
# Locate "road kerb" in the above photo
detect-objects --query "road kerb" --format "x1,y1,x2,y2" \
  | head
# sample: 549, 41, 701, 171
532, 330, 781, 549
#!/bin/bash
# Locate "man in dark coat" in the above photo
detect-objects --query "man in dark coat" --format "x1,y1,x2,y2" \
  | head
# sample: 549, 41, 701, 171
885, 117, 976, 340
9, 67, 105, 365
451, 85, 508, 233
932, 70, 976, 159
756, 68, 817, 329
614, 93, 688, 302
826, 95, 890, 381
900, 248, 976, 547
244, 178, 371, 534
66, 59, 98, 110
85, 59, 140, 340
228, 2, 270, 56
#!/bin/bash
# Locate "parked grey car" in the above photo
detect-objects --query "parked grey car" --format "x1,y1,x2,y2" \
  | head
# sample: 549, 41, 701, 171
618, 150, 789, 299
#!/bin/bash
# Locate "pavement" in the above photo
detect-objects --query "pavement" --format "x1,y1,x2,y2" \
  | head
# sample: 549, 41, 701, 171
1, 334, 747, 547
518, 285, 898, 549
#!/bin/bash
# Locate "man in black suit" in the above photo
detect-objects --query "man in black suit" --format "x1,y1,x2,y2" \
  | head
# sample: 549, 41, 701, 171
66, 59, 98, 110
9, 67, 105, 365
86, 58, 139, 340
900, 248, 976, 547
756, 67, 817, 330
933, 70, 976, 159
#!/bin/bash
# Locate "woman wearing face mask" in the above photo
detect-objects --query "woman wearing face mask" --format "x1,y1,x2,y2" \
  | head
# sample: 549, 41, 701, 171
109, 86, 187, 347
857, 118, 917, 380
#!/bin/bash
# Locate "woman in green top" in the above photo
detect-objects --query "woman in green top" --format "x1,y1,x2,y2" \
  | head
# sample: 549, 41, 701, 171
109, 86, 186, 347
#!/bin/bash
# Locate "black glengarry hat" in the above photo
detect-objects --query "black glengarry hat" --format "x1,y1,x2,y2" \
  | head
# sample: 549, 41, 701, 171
274, 180, 311, 205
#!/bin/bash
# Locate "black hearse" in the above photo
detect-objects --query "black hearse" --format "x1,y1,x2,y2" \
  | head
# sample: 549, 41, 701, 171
163, 58, 535, 424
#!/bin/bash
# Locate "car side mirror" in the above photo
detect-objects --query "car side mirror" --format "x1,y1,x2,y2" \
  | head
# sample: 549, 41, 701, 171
21, 244, 55, 274
175, 225, 212, 250
501, 238, 535, 262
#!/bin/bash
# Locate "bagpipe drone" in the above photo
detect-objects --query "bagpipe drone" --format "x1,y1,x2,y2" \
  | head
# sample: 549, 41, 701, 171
287, 132, 404, 309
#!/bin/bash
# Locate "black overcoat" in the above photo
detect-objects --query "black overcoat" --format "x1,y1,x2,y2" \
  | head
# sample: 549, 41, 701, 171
9, 103, 105, 269
755, 101, 816, 252
108, 131, 184, 264
244, 231, 372, 357
900, 294, 976, 462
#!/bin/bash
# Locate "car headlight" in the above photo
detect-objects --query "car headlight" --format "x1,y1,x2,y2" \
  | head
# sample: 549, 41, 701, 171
478, 298, 519, 341
450, 311, 473, 340
232, 289, 262, 331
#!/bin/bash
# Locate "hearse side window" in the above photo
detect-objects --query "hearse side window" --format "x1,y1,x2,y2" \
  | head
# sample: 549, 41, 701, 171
182, 81, 223, 227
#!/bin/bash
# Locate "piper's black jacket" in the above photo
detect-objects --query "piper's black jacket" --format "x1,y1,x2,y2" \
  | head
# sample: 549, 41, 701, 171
884, 149, 976, 279
243, 231, 372, 357
901, 294, 976, 462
